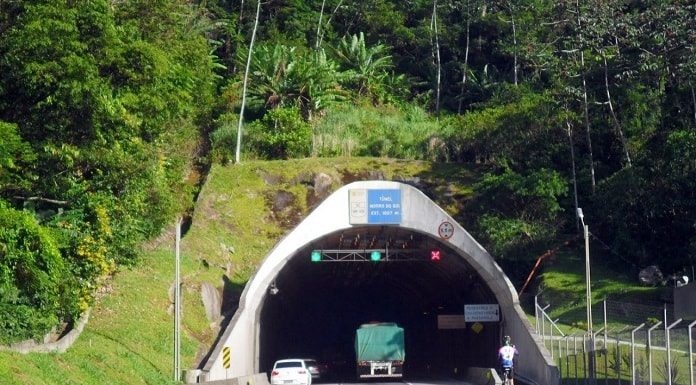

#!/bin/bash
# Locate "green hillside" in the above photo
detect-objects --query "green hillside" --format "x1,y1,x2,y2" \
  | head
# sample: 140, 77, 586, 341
0, 158, 479, 384
0, 157, 670, 384
1, 0, 694, 383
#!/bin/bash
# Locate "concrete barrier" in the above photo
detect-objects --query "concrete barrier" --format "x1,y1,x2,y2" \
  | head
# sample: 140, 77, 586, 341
195, 372, 269, 385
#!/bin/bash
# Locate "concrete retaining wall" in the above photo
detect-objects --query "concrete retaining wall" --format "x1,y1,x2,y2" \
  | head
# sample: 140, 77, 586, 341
192, 372, 269, 385
0, 309, 90, 354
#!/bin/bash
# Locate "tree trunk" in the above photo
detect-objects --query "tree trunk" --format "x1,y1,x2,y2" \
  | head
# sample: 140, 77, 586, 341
235, 0, 261, 164
602, 52, 631, 167
509, 0, 518, 86
566, 117, 580, 231
432, 0, 442, 116
318, 0, 344, 48
576, 0, 596, 193
315, 0, 327, 50
458, 0, 471, 115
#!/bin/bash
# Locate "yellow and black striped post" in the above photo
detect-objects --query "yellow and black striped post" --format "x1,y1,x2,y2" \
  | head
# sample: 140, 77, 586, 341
222, 346, 231, 369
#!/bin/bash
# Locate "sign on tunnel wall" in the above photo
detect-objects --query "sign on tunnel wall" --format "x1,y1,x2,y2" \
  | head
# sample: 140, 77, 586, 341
349, 189, 402, 224
464, 304, 500, 322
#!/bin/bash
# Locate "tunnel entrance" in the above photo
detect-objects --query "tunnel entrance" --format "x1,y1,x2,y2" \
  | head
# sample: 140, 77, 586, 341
258, 227, 500, 380
199, 181, 558, 385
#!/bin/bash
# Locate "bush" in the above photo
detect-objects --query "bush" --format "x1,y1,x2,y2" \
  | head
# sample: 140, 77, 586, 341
210, 112, 239, 164
0, 202, 80, 344
473, 167, 568, 259
246, 107, 311, 159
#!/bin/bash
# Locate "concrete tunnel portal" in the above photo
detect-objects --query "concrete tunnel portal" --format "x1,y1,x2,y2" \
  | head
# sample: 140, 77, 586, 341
259, 228, 499, 377
196, 181, 559, 384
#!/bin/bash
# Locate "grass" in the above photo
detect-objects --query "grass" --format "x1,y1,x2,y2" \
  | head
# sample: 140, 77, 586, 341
312, 103, 442, 159
532, 248, 685, 384
555, 339, 694, 384
0, 249, 202, 385
535, 249, 665, 332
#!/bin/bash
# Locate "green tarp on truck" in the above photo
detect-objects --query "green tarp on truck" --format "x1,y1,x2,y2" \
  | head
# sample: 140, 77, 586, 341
355, 323, 405, 361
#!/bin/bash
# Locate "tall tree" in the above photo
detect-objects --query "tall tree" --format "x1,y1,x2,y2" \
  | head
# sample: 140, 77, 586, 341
236, 0, 261, 164
431, 0, 442, 114
574, 0, 597, 193
457, 0, 472, 114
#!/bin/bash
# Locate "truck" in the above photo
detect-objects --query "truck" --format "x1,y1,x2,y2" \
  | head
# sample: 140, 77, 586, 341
354, 322, 405, 379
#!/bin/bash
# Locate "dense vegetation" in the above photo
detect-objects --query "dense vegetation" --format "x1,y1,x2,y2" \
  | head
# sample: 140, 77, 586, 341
1, 0, 694, 348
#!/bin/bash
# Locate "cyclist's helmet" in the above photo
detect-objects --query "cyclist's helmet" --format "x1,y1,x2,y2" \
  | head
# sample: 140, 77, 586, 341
503, 335, 511, 346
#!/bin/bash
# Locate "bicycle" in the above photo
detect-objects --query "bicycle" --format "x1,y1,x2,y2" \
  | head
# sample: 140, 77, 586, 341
501, 366, 513, 385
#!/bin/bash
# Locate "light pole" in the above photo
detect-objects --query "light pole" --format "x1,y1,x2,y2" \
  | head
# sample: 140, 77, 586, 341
577, 208, 595, 384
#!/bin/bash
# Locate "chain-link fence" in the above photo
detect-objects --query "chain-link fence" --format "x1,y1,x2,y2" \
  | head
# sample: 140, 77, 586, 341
534, 296, 696, 385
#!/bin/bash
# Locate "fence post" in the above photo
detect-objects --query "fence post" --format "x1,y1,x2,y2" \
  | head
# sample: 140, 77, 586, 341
616, 330, 621, 385
559, 328, 564, 359
584, 333, 589, 385
559, 334, 564, 381
544, 304, 550, 344
535, 295, 539, 333
666, 318, 682, 385
604, 299, 608, 385
631, 323, 646, 385
551, 316, 555, 360
574, 334, 579, 385
615, 326, 629, 385
647, 321, 663, 385
594, 327, 605, 384
689, 320, 696, 385
566, 335, 571, 383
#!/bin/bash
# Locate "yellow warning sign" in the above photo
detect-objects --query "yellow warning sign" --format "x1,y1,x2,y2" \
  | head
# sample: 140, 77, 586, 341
471, 322, 484, 334
222, 346, 231, 368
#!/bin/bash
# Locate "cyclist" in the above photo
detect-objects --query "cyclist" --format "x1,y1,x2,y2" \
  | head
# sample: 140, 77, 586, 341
498, 335, 519, 385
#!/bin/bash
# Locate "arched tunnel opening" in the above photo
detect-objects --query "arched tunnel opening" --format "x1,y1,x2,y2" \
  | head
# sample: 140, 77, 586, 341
258, 226, 501, 381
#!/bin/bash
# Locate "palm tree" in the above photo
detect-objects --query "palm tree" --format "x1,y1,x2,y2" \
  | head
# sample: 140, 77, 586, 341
332, 32, 394, 97
248, 44, 344, 120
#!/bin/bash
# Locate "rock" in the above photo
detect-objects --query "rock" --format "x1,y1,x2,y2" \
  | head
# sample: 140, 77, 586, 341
313, 173, 333, 198
201, 282, 222, 322
272, 190, 295, 212
639, 265, 664, 286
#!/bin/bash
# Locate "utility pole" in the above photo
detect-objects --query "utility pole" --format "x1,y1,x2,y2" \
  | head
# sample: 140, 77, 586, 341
174, 219, 181, 381
577, 208, 595, 384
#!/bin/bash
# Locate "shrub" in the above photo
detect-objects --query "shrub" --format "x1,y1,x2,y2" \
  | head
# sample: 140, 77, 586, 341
210, 112, 239, 164
0, 202, 80, 344
246, 107, 311, 159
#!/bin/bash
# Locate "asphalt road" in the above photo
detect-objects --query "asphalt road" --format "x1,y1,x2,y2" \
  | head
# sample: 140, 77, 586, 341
316, 380, 485, 385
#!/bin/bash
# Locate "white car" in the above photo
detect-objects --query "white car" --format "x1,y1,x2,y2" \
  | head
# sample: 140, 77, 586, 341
271, 359, 313, 385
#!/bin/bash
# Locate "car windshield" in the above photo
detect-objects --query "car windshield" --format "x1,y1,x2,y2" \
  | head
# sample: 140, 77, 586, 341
304, 360, 318, 367
276, 361, 303, 368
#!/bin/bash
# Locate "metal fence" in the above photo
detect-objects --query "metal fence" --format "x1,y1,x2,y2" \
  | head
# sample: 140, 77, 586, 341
534, 296, 696, 385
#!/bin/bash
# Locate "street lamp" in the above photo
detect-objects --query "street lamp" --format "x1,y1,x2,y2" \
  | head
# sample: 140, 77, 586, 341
577, 208, 595, 384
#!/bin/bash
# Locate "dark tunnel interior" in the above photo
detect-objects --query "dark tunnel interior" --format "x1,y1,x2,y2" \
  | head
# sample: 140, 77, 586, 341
258, 227, 502, 380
